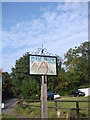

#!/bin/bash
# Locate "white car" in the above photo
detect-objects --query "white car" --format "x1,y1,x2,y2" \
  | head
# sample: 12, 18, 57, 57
2, 103, 5, 108
54, 93, 60, 99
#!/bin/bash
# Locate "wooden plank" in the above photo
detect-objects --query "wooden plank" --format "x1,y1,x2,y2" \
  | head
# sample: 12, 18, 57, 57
44, 76, 48, 118
41, 76, 48, 118
55, 101, 57, 111
76, 101, 79, 118
54, 100, 90, 102
21, 99, 90, 103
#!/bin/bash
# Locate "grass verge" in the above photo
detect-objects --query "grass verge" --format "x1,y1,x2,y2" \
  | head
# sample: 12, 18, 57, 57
1, 113, 16, 118
14, 96, 89, 118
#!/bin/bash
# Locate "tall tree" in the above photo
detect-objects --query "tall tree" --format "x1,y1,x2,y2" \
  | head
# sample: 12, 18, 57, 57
10, 52, 40, 99
64, 41, 89, 92
2, 72, 13, 99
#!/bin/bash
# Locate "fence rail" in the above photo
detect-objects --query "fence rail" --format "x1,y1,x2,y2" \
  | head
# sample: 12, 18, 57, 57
18, 99, 90, 103
18, 99, 90, 119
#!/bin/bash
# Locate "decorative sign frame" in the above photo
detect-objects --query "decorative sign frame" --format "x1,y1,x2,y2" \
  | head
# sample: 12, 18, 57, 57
28, 54, 58, 76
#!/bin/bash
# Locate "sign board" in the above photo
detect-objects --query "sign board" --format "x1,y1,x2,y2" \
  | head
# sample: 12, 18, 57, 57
28, 54, 57, 76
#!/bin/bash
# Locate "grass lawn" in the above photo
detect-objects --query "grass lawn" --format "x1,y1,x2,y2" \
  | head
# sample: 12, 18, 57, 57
1, 113, 16, 118
14, 96, 89, 118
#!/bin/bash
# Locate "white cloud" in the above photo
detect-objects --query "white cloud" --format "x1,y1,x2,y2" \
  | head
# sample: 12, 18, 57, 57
2, 2, 88, 73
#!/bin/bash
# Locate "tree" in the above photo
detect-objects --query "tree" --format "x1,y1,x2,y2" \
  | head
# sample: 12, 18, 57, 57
47, 66, 68, 96
64, 41, 89, 92
10, 53, 29, 95
10, 41, 89, 98
2, 72, 13, 100
56, 55, 63, 69
20, 77, 40, 100
10, 52, 40, 99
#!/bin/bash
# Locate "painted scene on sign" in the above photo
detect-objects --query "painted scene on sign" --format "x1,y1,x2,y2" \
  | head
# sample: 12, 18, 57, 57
29, 55, 57, 75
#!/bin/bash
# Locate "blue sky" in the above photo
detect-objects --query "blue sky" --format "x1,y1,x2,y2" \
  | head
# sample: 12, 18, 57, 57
2, 2, 88, 73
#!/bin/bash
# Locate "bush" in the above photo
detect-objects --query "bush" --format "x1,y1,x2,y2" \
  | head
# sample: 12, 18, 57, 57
20, 79, 39, 100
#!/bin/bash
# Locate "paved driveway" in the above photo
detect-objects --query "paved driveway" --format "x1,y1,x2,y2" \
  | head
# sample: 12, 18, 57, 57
2, 98, 26, 118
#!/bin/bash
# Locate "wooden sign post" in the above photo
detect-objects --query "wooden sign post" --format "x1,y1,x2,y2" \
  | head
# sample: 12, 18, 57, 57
28, 46, 58, 119
41, 76, 48, 118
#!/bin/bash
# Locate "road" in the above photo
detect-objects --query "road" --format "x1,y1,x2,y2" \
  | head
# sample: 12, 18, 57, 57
2, 98, 26, 118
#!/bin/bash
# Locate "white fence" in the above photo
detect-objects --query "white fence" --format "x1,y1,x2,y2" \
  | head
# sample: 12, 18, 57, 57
78, 88, 90, 97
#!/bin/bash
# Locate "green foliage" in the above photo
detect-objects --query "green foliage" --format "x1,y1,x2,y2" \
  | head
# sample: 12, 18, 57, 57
14, 96, 89, 118
48, 41, 89, 95
20, 78, 39, 100
10, 53, 29, 95
10, 41, 89, 98
2, 72, 13, 100
64, 41, 89, 94
1, 113, 16, 118
10, 52, 40, 99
